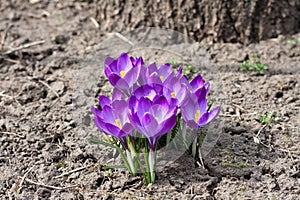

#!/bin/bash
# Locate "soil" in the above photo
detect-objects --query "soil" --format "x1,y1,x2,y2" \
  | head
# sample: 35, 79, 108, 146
0, 1, 299, 200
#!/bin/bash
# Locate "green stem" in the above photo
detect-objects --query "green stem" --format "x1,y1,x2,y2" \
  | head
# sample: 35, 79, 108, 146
128, 139, 138, 175
112, 141, 133, 175
148, 149, 156, 183
192, 131, 198, 159
126, 149, 136, 175
144, 145, 151, 185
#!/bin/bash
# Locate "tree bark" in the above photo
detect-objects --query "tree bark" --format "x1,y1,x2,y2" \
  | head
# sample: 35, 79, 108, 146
96, 0, 300, 44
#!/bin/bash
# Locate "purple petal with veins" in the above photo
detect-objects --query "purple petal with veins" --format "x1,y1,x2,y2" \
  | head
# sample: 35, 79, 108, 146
117, 53, 133, 72
99, 96, 111, 108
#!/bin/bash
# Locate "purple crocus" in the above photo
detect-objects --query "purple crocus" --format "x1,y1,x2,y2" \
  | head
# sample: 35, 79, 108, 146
163, 76, 188, 107
128, 96, 177, 150
91, 98, 133, 149
139, 63, 176, 86
181, 87, 220, 129
132, 84, 163, 102
104, 53, 142, 96
181, 75, 210, 97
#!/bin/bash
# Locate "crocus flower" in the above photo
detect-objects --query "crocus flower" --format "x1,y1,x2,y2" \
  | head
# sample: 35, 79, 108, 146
132, 84, 167, 104
91, 98, 133, 149
104, 53, 142, 96
163, 76, 188, 107
128, 96, 177, 150
139, 63, 176, 86
98, 88, 125, 109
181, 87, 220, 129
181, 75, 210, 97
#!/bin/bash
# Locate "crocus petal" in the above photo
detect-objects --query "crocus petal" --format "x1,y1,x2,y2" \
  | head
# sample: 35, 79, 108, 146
104, 66, 112, 78
198, 97, 208, 118
112, 100, 127, 113
181, 97, 196, 120
180, 75, 190, 87
108, 74, 130, 91
107, 60, 118, 73
197, 112, 210, 127
158, 64, 173, 80
104, 56, 115, 66
204, 82, 210, 93
150, 104, 168, 123
133, 85, 153, 99
138, 64, 147, 85
105, 123, 121, 136
117, 53, 133, 72
186, 120, 200, 129
128, 96, 138, 110
141, 113, 152, 127
147, 63, 158, 75
105, 123, 129, 149
157, 114, 177, 136
122, 123, 134, 134
206, 106, 221, 124
102, 106, 115, 124
128, 110, 142, 126
137, 97, 152, 119
91, 106, 101, 117
190, 75, 204, 90
99, 96, 111, 108
195, 87, 207, 101
112, 100, 128, 124
134, 57, 144, 67
153, 95, 168, 108
176, 66, 183, 78
124, 65, 140, 87
142, 113, 159, 138
108, 73, 121, 86
147, 73, 163, 85
93, 116, 109, 134
112, 88, 124, 101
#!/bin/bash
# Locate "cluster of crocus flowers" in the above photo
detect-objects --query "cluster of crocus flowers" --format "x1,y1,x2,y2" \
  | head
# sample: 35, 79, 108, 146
91, 53, 220, 185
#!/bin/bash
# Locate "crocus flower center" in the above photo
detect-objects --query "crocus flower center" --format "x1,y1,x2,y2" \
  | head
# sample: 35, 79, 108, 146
160, 76, 164, 81
194, 110, 200, 123
146, 96, 152, 100
171, 92, 176, 98
155, 117, 159, 121
115, 119, 122, 129
120, 70, 126, 78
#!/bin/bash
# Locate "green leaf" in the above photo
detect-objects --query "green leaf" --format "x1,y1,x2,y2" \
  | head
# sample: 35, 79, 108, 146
87, 138, 116, 149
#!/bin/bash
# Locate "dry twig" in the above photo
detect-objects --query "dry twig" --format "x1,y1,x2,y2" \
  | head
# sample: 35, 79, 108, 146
115, 32, 134, 46
1, 24, 12, 51
55, 163, 96, 179
38, 80, 60, 99
90, 17, 99, 28
0, 90, 22, 106
1, 131, 25, 138
3, 40, 45, 55
17, 166, 34, 194
23, 178, 80, 190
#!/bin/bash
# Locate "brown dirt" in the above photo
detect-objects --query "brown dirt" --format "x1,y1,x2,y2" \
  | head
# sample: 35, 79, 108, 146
0, 1, 299, 199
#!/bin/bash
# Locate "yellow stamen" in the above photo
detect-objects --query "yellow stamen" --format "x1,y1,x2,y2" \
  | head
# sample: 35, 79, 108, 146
115, 119, 122, 129
155, 117, 159, 121
160, 76, 164, 81
120, 70, 126, 78
190, 90, 193, 94
171, 92, 176, 98
194, 110, 200, 122
146, 96, 152, 100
